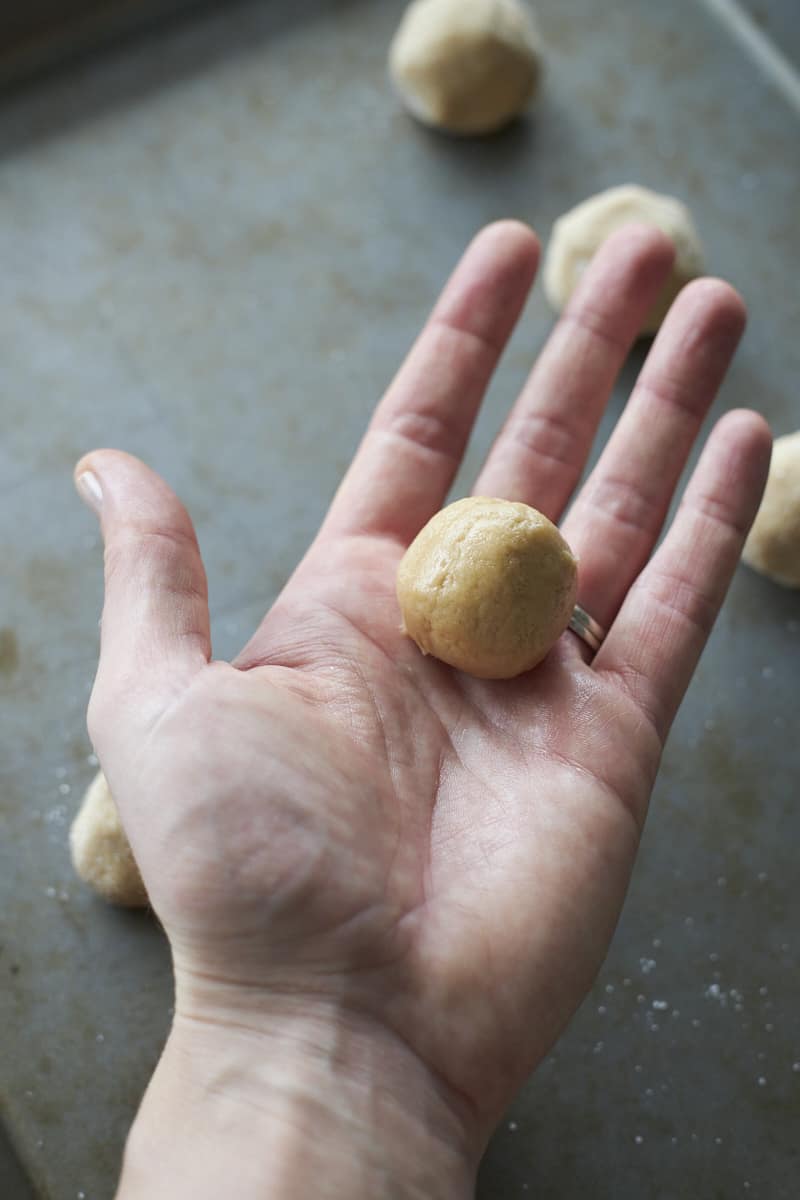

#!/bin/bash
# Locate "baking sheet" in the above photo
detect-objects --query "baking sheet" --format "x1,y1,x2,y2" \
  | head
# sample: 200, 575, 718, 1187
0, 1, 798, 1196
0, 2, 207, 91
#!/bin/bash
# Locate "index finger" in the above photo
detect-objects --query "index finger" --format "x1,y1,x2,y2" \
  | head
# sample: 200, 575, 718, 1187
320, 221, 539, 546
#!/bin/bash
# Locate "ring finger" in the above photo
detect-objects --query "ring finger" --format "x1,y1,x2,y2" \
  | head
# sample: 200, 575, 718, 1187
561, 277, 747, 636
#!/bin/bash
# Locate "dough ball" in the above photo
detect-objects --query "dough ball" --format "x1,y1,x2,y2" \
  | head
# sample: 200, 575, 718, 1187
543, 184, 705, 335
742, 431, 800, 588
397, 496, 578, 679
69, 770, 148, 908
388, 0, 543, 136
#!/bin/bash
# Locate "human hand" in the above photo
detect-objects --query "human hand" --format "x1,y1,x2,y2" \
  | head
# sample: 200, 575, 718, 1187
76, 221, 770, 1198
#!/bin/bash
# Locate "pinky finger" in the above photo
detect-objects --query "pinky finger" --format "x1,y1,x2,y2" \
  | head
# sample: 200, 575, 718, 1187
594, 410, 772, 742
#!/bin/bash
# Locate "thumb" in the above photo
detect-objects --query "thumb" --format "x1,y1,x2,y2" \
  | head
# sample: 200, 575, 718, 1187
75, 450, 211, 744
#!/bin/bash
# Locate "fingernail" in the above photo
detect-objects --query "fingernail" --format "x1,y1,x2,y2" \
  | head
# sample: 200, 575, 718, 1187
75, 470, 103, 515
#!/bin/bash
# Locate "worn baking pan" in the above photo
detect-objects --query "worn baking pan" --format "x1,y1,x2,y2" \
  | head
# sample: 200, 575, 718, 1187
0, 1, 797, 1196
0, 0, 207, 89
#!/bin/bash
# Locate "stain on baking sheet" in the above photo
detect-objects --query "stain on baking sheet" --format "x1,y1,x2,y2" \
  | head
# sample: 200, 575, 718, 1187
0, 629, 19, 675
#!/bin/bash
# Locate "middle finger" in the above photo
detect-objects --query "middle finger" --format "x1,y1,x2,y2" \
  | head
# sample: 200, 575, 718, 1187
472, 224, 674, 517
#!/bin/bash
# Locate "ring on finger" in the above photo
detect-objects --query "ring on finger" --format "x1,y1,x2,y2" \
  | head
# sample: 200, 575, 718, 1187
568, 603, 606, 657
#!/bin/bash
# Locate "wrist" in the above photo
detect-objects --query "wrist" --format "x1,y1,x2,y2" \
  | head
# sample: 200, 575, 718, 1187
118, 995, 477, 1200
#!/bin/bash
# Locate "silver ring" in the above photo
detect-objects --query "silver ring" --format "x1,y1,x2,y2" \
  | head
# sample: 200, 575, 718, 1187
568, 603, 606, 656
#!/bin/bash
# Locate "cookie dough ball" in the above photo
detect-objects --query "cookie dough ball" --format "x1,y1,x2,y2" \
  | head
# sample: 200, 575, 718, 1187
543, 184, 705, 335
388, 0, 543, 136
397, 497, 578, 679
70, 770, 148, 908
742, 431, 800, 587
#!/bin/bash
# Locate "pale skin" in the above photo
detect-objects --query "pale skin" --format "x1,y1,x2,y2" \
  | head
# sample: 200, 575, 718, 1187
75, 221, 771, 1199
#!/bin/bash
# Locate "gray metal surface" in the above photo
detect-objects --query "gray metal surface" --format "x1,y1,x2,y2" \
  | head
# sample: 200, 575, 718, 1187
0, 1, 209, 91
0, 1, 797, 1196
738, 0, 800, 69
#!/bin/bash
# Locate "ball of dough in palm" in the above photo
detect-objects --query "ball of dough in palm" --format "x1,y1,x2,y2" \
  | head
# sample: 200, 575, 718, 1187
70, 770, 148, 908
397, 497, 578, 679
742, 431, 800, 588
388, 0, 543, 136
543, 184, 705, 335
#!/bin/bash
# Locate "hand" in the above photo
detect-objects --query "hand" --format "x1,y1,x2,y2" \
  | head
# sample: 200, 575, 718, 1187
76, 221, 770, 1199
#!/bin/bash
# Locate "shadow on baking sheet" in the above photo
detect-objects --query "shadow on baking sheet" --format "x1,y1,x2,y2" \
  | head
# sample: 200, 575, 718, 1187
0, 0, 362, 158
0, 1121, 37, 1200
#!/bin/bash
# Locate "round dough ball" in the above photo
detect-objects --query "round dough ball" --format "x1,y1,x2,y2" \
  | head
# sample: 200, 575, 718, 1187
742, 431, 800, 588
70, 770, 148, 908
388, 0, 543, 136
397, 496, 578, 679
543, 184, 705, 335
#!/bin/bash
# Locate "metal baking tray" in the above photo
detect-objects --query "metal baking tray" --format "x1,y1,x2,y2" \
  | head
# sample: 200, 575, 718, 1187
0, 1, 798, 1196
0, 1, 207, 90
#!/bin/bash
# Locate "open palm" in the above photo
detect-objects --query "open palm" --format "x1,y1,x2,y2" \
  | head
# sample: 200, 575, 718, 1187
80, 222, 769, 1144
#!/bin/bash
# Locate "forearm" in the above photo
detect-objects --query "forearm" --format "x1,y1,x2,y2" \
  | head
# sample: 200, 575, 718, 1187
117, 1006, 476, 1200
